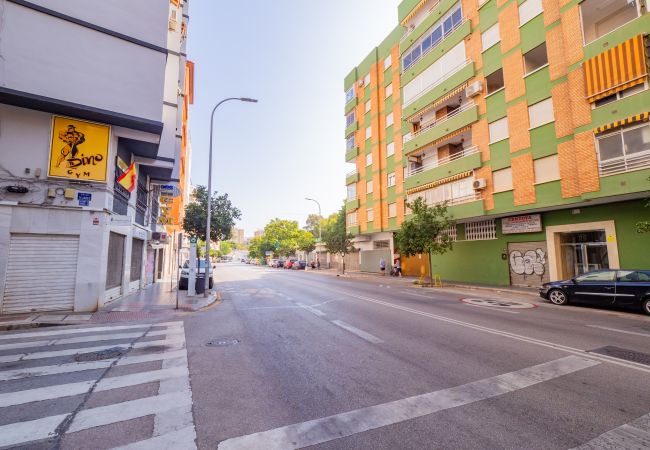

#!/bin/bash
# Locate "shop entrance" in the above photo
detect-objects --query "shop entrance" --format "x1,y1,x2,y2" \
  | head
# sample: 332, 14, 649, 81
559, 230, 609, 278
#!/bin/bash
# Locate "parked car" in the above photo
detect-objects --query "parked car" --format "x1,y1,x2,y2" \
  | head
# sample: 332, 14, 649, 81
270, 259, 279, 268
179, 259, 215, 290
276, 260, 285, 268
539, 269, 650, 315
292, 260, 307, 270
284, 260, 293, 269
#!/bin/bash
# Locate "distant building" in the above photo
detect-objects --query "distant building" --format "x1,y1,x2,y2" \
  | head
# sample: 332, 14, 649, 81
232, 228, 245, 245
253, 229, 264, 238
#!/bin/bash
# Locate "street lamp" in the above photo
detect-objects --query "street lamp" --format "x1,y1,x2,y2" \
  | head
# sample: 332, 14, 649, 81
304, 197, 322, 242
205, 97, 258, 296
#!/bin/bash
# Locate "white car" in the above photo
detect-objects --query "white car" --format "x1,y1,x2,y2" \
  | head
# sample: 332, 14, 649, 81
179, 259, 214, 290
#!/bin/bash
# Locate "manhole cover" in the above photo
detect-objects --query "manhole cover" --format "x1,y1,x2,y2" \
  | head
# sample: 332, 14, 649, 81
589, 346, 650, 366
206, 339, 239, 347
460, 298, 537, 309
74, 347, 124, 362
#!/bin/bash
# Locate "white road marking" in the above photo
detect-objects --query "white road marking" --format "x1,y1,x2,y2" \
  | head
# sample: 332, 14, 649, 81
0, 324, 151, 341
111, 425, 197, 450
571, 412, 650, 449
586, 325, 650, 338
297, 303, 326, 317
331, 320, 383, 344
218, 356, 599, 450
0, 331, 146, 351
0, 413, 68, 448
401, 290, 435, 299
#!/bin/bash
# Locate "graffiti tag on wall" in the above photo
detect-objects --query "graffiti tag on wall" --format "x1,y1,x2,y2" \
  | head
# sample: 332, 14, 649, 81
509, 249, 546, 277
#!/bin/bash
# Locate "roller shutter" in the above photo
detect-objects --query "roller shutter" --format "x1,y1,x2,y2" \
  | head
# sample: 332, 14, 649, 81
2, 234, 79, 314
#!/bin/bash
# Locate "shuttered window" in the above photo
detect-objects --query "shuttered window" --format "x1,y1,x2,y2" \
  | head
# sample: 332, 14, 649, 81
584, 34, 648, 103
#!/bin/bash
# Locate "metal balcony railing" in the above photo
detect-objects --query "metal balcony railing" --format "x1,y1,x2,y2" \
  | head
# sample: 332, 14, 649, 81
402, 17, 468, 68
407, 146, 479, 177
599, 150, 650, 176
403, 100, 475, 144
402, 59, 472, 109
346, 170, 358, 178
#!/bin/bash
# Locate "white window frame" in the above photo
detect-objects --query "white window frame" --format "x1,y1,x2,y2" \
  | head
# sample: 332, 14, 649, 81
492, 167, 513, 192
346, 110, 356, 127
481, 23, 500, 52
464, 220, 497, 240
534, 154, 561, 184
366, 180, 374, 194
367, 208, 374, 222
528, 98, 554, 129
596, 121, 650, 176
364, 73, 371, 87
347, 184, 357, 200
579, 0, 641, 45
387, 172, 396, 187
388, 203, 397, 218
387, 141, 395, 157
366, 126, 372, 140
386, 112, 394, 128
345, 86, 355, 103
518, 0, 543, 26
366, 152, 372, 166
384, 55, 392, 70
365, 100, 371, 113
489, 117, 509, 144
347, 212, 358, 226
385, 83, 393, 99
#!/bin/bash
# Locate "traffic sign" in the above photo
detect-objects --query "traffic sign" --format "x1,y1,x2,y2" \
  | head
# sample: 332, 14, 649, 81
190, 236, 197, 244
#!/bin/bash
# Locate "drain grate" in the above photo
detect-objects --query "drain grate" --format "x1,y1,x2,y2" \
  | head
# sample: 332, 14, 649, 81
589, 346, 650, 366
206, 338, 239, 347
74, 347, 124, 362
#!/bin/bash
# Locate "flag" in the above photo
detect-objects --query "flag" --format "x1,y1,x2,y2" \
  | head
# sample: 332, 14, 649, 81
117, 162, 137, 192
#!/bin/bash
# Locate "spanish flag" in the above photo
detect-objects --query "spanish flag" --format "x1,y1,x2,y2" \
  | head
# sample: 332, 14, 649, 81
117, 162, 137, 192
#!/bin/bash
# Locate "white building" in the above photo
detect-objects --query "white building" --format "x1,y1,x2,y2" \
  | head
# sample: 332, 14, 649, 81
0, 0, 191, 313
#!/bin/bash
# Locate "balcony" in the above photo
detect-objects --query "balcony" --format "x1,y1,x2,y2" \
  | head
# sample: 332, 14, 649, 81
405, 146, 481, 191
346, 198, 360, 212
407, 145, 479, 176
345, 121, 358, 138
345, 146, 359, 162
404, 101, 478, 155
346, 170, 360, 184
599, 150, 650, 177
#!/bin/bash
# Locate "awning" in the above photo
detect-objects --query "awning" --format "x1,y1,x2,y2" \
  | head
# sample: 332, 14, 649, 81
584, 34, 648, 103
406, 125, 471, 155
401, 0, 431, 26
594, 112, 649, 134
406, 171, 473, 194
405, 82, 468, 123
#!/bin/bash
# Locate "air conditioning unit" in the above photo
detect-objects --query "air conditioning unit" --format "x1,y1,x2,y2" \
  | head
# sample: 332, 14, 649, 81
473, 178, 487, 190
151, 232, 169, 243
465, 81, 483, 98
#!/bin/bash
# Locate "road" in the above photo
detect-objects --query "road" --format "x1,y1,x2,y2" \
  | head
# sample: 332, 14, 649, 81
0, 263, 649, 449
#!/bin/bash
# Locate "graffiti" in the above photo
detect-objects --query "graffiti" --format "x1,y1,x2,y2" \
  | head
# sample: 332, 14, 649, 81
509, 248, 546, 277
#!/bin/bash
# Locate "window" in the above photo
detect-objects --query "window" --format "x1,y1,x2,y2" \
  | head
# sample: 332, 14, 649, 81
387, 172, 396, 187
385, 83, 393, 99
436, 225, 458, 243
366, 153, 372, 166
481, 23, 500, 51
387, 142, 395, 157
406, 177, 475, 206
534, 155, 560, 184
374, 240, 390, 249
528, 98, 554, 129
345, 86, 355, 103
364, 73, 371, 87
519, 0, 543, 26
386, 112, 394, 128
465, 220, 497, 240
388, 203, 397, 218
365, 100, 371, 113
366, 180, 373, 194
365, 126, 372, 139
486, 68, 504, 95
594, 83, 647, 108
575, 270, 616, 282
347, 184, 357, 200
402, 2, 463, 70
346, 212, 358, 226
492, 167, 513, 192
384, 55, 392, 70
346, 135, 355, 150
367, 208, 374, 222
580, 0, 640, 44
346, 111, 356, 127
489, 117, 509, 143
596, 122, 650, 175
523, 43, 548, 74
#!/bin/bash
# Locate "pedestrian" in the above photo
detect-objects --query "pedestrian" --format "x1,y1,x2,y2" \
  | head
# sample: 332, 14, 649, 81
379, 257, 386, 276
316, 257, 321, 270
395, 257, 402, 277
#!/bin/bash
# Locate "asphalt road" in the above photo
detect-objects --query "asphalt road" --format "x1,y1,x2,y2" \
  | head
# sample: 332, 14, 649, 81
184, 263, 650, 450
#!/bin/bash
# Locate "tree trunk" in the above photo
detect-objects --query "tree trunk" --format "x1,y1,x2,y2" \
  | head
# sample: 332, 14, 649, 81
428, 251, 433, 286
341, 253, 345, 275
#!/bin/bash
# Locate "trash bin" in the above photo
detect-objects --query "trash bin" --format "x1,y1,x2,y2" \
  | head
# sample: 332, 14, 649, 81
195, 275, 206, 294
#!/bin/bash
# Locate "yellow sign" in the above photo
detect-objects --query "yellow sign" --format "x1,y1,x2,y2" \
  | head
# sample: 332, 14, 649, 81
48, 116, 110, 182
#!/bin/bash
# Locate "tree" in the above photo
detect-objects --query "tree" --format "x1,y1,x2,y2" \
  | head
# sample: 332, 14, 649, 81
297, 229, 316, 254
262, 219, 304, 257
218, 241, 233, 257
247, 236, 264, 259
322, 206, 355, 274
182, 185, 241, 243
394, 197, 454, 284
303, 213, 323, 239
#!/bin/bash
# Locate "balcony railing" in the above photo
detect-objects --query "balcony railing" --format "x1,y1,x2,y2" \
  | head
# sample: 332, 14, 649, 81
599, 150, 650, 176
402, 17, 468, 69
346, 170, 358, 178
407, 146, 479, 177
404, 100, 475, 144
400, 0, 442, 42
403, 59, 471, 109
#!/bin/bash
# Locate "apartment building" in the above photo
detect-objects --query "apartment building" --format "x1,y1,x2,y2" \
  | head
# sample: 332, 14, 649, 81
345, 0, 650, 286
0, 0, 193, 313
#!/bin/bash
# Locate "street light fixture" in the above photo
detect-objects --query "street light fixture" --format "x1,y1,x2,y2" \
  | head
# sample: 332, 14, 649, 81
205, 97, 258, 297
304, 197, 322, 242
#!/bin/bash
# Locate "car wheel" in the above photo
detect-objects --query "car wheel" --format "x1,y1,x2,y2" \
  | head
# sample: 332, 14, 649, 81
642, 298, 650, 316
548, 289, 568, 305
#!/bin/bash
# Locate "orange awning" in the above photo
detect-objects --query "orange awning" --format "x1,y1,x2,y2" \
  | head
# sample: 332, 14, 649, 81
405, 126, 471, 156
594, 112, 649, 134
401, 0, 432, 26
406, 171, 473, 194
405, 83, 468, 123
584, 34, 648, 103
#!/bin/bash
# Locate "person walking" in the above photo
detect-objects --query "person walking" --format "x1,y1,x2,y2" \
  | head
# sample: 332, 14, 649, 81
316, 257, 321, 270
379, 257, 386, 276
395, 257, 402, 277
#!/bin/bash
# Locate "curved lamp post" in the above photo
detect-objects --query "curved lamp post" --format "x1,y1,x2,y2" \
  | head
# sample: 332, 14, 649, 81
205, 97, 258, 296
304, 197, 322, 242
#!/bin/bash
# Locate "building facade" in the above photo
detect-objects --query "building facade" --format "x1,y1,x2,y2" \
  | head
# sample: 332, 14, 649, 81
345, 0, 650, 285
0, 0, 193, 313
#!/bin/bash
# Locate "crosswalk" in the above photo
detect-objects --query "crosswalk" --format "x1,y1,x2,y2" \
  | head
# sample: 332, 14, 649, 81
0, 320, 196, 449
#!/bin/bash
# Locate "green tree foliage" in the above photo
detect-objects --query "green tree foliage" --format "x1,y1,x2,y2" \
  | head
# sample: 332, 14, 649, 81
247, 236, 264, 259
297, 229, 316, 254
261, 219, 303, 257
394, 197, 454, 283
303, 213, 323, 239
182, 185, 241, 242
218, 241, 233, 257
322, 206, 354, 274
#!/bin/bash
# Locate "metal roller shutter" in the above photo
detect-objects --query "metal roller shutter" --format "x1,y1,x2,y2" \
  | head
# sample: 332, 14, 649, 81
2, 234, 79, 314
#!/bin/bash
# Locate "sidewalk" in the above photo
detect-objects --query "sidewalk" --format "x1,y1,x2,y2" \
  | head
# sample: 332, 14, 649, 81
304, 267, 539, 298
0, 281, 220, 331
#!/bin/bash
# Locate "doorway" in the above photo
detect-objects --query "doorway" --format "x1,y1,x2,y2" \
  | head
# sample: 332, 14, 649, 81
559, 230, 609, 278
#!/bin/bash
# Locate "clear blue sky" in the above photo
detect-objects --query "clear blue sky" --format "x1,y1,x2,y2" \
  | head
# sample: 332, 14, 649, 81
186, 0, 399, 236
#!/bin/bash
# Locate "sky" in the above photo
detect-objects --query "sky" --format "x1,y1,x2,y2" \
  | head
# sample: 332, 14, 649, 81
186, 0, 400, 236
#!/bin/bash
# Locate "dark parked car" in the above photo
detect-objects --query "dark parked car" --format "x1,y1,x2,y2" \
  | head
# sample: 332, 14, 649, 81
539, 269, 650, 315
179, 260, 214, 290
292, 260, 307, 270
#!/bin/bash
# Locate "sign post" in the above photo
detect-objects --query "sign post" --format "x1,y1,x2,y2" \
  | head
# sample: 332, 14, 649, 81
175, 232, 183, 309
188, 237, 197, 297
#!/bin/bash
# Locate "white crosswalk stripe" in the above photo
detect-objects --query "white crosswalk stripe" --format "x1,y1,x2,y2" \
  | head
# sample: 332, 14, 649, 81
0, 320, 197, 449
572, 412, 650, 450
